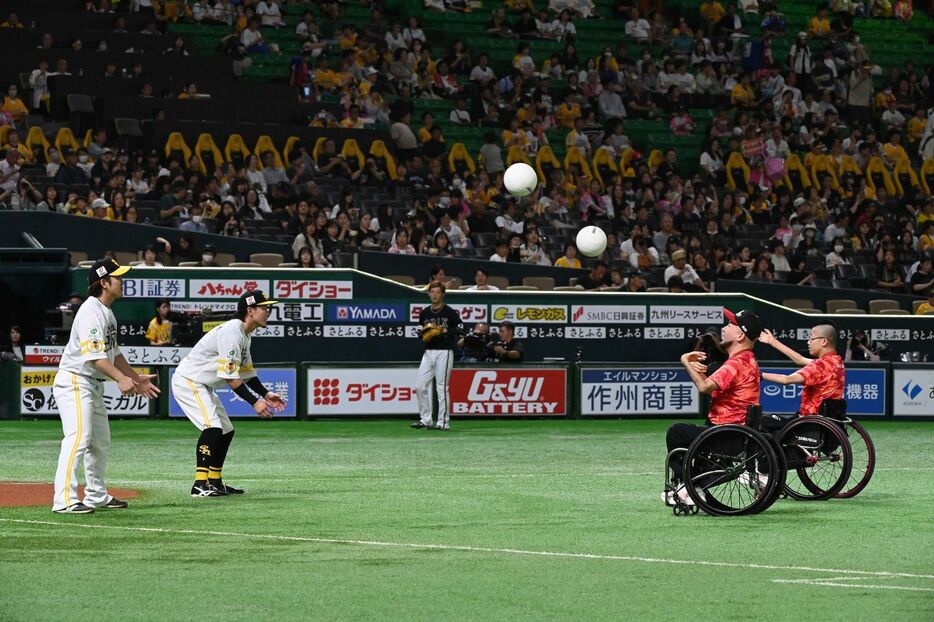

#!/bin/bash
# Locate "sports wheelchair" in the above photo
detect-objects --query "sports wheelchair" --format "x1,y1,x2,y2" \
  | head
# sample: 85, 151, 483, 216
663, 400, 874, 517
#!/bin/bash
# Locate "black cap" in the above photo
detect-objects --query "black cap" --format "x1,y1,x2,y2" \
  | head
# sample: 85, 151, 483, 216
724, 308, 763, 340
88, 258, 131, 286
237, 289, 278, 313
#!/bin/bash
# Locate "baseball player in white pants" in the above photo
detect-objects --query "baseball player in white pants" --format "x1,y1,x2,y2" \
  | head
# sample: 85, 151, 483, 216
172, 289, 286, 497
52, 259, 160, 514
414, 281, 461, 431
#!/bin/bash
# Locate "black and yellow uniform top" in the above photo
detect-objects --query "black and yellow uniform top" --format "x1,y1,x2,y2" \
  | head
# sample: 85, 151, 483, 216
418, 304, 462, 350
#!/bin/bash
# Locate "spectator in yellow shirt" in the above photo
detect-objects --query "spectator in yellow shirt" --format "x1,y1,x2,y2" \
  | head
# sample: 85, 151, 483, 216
2, 85, 29, 122
915, 292, 934, 315
554, 243, 583, 269
145, 299, 174, 345
418, 112, 438, 144
808, 8, 831, 37
313, 57, 341, 91
874, 87, 896, 111
700, 1, 726, 27
339, 104, 366, 129
555, 101, 581, 129
339, 25, 358, 50
882, 131, 909, 167
153, 0, 192, 22
919, 221, 934, 251
1, 12, 24, 28
505, 0, 534, 11
730, 74, 756, 109
907, 107, 926, 147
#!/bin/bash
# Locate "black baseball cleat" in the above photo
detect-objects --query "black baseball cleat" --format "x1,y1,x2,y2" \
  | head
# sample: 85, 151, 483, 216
53, 503, 95, 514
191, 482, 228, 497
212, 481, 244, 494
104, 497, 129, 509
410, 422, 430, 429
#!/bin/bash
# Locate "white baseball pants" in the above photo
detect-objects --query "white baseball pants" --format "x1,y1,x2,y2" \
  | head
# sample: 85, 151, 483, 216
171, 373, 234, 434
416, 349, 453, 427
52, 371, 111, 511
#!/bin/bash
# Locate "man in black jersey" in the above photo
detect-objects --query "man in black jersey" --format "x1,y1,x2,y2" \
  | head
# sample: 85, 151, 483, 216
413, 281, 462, 431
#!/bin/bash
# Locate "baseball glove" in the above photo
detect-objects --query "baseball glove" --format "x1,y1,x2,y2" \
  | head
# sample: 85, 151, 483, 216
421, 323, 444, 342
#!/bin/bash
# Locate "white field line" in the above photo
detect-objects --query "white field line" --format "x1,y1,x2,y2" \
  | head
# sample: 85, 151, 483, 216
1, 518, 933, 582
771, 578, 934, 593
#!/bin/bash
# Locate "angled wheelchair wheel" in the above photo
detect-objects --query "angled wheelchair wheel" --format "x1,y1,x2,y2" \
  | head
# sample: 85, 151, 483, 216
836, 420, 875, 499
779, 417, 852, 501
683, 425, 784, 516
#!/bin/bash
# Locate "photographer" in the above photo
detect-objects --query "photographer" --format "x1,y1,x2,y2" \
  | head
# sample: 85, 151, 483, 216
146, 299, 173, 346
846, 329, 882, 362
458, 322, 493, 362
489, 321, 524, 363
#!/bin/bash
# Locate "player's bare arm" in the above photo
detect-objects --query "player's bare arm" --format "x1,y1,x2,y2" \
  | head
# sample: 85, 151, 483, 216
680, 351, 719, 395
759, 329, 812, 366
761, 372, 805, 386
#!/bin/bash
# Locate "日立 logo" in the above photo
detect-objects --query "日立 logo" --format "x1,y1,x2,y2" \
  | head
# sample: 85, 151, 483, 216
313, 378, 340, 405
901, 380, 922, 400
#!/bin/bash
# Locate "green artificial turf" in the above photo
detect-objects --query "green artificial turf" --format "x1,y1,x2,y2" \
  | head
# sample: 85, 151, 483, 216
0, 419, 932, 621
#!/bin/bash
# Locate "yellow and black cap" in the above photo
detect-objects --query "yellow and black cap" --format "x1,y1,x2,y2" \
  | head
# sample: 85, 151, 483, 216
88, 258, 131, 285
237, 289, 278, 312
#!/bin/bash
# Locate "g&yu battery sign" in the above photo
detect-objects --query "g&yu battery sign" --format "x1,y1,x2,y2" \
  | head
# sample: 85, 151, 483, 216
448, 368, 567, 415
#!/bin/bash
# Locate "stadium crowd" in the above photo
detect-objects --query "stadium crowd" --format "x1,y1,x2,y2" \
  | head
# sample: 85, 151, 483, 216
1, 0, 933, 303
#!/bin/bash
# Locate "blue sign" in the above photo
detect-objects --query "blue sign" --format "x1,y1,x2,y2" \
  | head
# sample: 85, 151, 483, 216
327, 303, 407, 323
580, 367, 700, 416
169, 368, 298, 418
760, 367, 886, 417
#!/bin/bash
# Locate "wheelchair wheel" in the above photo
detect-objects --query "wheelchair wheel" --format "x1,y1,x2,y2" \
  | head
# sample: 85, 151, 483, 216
779, 417, 852, 501
683, 425, 784, 516
836, 420, 875, 499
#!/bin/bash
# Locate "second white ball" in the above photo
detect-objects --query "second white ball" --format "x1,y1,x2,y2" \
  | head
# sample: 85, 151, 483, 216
576, 226, 608, 257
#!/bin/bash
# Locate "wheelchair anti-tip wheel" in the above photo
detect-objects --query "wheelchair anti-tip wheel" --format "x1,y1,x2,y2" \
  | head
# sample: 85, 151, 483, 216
836, 419, 875, 499
682, 424, 785, 516
779, 416, 853, 501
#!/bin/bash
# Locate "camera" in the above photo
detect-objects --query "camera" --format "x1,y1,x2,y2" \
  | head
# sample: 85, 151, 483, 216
44, 303, 79, 344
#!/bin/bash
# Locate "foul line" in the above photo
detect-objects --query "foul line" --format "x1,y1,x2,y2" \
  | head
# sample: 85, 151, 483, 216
771, 578, 934, 593
1, 518, 933, 582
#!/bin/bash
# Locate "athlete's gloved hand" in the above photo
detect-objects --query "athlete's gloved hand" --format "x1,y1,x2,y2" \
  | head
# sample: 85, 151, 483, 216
421, 323, 444, 342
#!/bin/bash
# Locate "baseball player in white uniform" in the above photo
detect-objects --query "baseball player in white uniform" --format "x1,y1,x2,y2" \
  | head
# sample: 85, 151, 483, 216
172, 290, 286, 497
52, 259, 160, 514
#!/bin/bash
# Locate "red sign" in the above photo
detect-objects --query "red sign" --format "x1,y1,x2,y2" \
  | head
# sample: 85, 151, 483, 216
24, 345, 64, 365
448, 368, 567, 416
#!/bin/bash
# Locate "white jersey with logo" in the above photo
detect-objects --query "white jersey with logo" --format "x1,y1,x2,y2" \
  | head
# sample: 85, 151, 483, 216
58, 296, 120, 380
175, 319, 256, 388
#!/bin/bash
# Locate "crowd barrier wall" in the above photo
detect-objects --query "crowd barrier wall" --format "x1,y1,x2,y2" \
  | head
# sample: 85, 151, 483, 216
7, 359, 932, 421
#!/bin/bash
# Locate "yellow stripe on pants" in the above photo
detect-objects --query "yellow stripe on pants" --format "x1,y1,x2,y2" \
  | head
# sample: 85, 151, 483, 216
186, 378, 211, 427
64, 373, 83, 507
